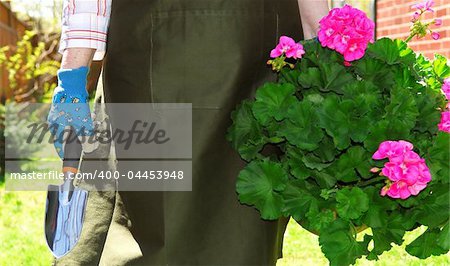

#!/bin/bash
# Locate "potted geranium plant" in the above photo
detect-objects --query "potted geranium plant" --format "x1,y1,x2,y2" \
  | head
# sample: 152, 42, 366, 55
226, 2, 449, 266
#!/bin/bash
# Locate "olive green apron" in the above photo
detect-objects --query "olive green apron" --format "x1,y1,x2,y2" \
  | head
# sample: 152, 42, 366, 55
55, 1, 302, 265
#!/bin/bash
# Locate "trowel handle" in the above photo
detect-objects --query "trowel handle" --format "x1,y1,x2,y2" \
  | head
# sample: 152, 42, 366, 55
63, 128, 83, 174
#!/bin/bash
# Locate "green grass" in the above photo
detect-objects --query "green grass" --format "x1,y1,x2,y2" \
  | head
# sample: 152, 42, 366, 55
0, 182, 52, 265
0, 181, 448, 265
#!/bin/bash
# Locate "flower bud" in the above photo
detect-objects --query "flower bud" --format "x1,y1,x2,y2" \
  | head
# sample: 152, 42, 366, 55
412, 12, 421, 21
432, 32, 440, 40
434, 19, 443, 26
380, 186, 389, 196
370, 167, 380, 173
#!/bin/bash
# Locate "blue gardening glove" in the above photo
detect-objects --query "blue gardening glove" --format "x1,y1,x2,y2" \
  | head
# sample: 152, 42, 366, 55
47, 66, 94, 159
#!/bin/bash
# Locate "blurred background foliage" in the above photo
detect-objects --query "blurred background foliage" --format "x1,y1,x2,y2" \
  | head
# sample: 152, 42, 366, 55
0, 30, 60, 178
0, 30, 60, 103
0, 0, 62, 178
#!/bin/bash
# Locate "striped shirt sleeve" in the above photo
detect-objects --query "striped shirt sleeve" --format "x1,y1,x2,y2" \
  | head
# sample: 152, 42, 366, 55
59, 0, 112, 61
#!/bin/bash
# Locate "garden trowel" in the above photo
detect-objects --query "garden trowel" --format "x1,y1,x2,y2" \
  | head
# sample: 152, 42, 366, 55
45, 130, 88, 258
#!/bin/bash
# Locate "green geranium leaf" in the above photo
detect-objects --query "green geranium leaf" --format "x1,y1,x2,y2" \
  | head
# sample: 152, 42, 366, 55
362, 186, 397, 228
427, 132, 450, 183
368, 212, 407, 260
236, 160, 287, 220
385, 85, 419, 131
278, 100, 324, 151
332, 146, 372, 182
298, 67, 323, 88
311, 169, 337, 189
395, 39, 416, 65
319, 219, 369, 266
413, 54, 435, 85
366, 84, 418, 152
437, 222, 450, 250
406, 228, 447, 259
364, 120, 412, 152
279, 68, 301, 86
302, 153, 332, 171
286, 147, 312, 180
302, 39, 343, 65
414, 185, 450, 228
282, 179, 319, 221
301, 39, 321, 62
318, 96, 352, 150
226, 100, 266, 160
394, 67, 416, 89
236, 144, 264, 161
318, 62, 354, 93
303, 92, 325, 105
369, 228, 404, 259
290, 161, 312, 180
367, 38, 399, 64
414, 90, 441, 133
353, 57, 395, 89
433, 54, 450, 78
263, 117, 282, 137
367, 38, 414, 65
342, 81, 382, 110
285, 146, 336, 188
336, 187, 369, 220
252, 82, 296, 126
312, 135, 339, 163
341, 82, 381, 142
306, 204, 335, 233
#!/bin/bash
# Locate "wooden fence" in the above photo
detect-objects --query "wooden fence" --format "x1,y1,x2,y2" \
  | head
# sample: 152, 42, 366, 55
0, 1, 27, 101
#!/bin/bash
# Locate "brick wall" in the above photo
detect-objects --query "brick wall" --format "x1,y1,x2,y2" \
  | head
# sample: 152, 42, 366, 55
376, 0, 450, 59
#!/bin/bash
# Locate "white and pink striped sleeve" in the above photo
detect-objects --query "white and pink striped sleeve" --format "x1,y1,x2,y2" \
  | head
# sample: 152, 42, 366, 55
59, 0, 112, 60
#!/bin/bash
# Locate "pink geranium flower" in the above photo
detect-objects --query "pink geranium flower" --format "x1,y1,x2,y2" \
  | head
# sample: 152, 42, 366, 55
385, 180, 428, 199
381, 162, 404, 182
270, 36, 305, 59
372, 140, 414, 161
373, 140, 431, 199
412, 12, 421, 21
442, 78, 450, 100
285, 43, 306, 59
438, 111, 450, 133
412, 0, 435, 13
318, 5, 375, 62
386, 181, 412, 199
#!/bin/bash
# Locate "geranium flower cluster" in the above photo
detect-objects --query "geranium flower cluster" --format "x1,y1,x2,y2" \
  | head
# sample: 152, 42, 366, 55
317, 5, 375, 62
268, 36, 305, 71
270, 36, 305, 59
439, 78, 450, 133
410, 0, 443, 41
412, 0, 435, 13
372, 141, 431, 199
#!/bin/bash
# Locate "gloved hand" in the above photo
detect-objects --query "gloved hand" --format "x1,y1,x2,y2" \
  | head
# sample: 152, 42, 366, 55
47, 66, 94, 159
